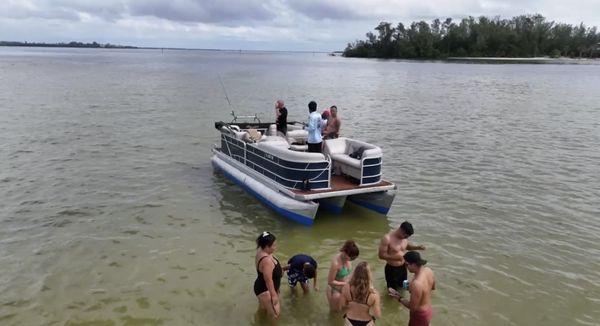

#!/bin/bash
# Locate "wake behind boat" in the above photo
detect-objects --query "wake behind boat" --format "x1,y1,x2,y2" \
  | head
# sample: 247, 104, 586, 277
211, 113, 396, 225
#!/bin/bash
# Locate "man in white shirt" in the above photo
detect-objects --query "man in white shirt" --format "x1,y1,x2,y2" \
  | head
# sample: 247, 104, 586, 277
306, 101, 323, 152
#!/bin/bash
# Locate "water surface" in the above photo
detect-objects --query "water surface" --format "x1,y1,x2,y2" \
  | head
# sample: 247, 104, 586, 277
1, 47, 599, 325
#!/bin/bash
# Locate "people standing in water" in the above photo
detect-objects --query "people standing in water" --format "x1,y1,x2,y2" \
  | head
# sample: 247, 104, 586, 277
378, 221, 425, 296
327, 240, 359, 311
393, 251, 435, 326
283, 254, 318, 293
340, 262, 381, 326
254, 231, 283, 319
306, 101, 324, 152
275, 100, 288, 136
323, 106, 341, 139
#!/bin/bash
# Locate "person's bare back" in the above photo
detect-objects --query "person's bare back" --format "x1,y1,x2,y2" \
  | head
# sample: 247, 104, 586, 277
410, 267, 435, 311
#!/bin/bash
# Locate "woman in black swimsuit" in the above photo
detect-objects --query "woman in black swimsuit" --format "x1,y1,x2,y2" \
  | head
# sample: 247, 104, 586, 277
340, 262, 381, 326
254, 231, 283, 319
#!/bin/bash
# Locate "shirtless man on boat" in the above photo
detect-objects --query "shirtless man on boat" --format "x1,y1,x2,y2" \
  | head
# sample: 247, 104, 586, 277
378, 221, 425, 296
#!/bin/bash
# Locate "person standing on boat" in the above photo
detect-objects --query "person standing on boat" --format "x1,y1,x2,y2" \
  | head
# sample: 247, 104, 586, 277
306, 101, 323, 152
340, 262, 382, 326
392, 251, 435, 326
323, 106, 341, 139
283, 254, 318, 293
327, 240, 359, 311
275, 100, 288, 136
254, 231, 283, 319
378, 221, 425, 296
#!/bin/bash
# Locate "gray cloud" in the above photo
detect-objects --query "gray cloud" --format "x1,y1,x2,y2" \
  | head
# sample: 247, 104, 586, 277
128, 0, 278, 24
0, 0, 279, 24
283, 0, 369, 20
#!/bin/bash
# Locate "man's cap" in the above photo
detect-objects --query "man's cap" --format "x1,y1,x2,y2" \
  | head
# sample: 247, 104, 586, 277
404, 251, 427, 266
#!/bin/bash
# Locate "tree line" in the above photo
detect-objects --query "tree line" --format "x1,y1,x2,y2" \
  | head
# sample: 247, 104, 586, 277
343, 14, 600, 59
0, 41, 137, 49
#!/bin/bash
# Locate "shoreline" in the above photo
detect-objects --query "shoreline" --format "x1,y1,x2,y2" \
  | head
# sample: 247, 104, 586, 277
445, 56, 600, 64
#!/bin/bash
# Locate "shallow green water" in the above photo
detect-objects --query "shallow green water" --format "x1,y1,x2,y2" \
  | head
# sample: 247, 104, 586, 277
1, 47, 599, 325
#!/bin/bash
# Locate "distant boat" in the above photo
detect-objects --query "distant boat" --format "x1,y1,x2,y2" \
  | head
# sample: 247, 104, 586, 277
211, 112, 396, 225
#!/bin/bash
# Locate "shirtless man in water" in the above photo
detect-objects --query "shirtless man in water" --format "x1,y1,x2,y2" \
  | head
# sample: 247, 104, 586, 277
378, 221, 425, 295
396, 251, 435, 326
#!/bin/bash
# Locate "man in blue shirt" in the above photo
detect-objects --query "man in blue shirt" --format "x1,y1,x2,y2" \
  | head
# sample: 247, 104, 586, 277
306, 101, 323, 152
283, 254, 318, 293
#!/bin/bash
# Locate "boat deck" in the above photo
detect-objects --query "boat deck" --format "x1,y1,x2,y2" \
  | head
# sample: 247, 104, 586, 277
291, 175, 394, 199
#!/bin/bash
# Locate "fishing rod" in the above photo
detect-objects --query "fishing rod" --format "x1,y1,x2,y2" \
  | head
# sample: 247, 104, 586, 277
218, 74, 261, 124
217, 73, 233, 109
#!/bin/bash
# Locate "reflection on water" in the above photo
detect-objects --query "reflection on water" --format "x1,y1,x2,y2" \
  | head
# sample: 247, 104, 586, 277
0, 47, 599, 325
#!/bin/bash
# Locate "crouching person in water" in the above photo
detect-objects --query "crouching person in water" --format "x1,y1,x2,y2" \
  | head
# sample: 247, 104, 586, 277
254, 231, 283, 319
396, 251, 435, 326
340, 262, 381, 326
327, 240, 359, 311
283, 254, 318, 293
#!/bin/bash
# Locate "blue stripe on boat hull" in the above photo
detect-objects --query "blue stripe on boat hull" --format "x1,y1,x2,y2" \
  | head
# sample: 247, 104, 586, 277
347, 191, 395, 215
347, 197, 390, 214
213, 157, 316, 225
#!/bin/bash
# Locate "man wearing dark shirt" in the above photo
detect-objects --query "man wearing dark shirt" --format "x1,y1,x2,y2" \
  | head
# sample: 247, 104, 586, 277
275, 100, 288, 135
283, 254, 318, 293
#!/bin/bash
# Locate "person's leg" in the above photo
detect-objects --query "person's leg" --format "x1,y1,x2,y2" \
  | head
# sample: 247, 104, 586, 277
300, 282, 310, 294
257, 291, 280, 319
327, 286, 340, 311
385, 264, 402, 294
330, 288, 344, 311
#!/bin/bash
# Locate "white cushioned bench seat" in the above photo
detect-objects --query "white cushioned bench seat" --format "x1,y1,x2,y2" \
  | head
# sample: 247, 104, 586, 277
323, 137, 382, 185
287, 129, 308, 143
331, 154, 361, 169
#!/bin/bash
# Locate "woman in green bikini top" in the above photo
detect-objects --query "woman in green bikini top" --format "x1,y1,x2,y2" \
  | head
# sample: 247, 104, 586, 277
326, 240, 360, 311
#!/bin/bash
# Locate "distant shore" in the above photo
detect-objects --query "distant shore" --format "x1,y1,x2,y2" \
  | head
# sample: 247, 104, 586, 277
0, 41, 137, 49
445, 56, 600, 64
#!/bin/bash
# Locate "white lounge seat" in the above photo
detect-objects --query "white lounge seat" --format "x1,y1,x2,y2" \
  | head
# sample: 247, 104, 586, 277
323, 138, 382, 185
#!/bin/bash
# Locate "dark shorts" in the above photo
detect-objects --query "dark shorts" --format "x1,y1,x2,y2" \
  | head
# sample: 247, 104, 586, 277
308, 142, 322, 153
287, 271, 309, 287
385, 263, 407, 291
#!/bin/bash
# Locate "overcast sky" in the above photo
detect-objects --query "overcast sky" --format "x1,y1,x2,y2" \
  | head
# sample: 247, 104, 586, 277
1, 0, 599, 51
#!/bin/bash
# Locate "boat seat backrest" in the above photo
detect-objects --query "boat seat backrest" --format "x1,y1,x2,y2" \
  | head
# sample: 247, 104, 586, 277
268, 124, 277, 136
286, 129, 308, 144
324, 138, 382, 159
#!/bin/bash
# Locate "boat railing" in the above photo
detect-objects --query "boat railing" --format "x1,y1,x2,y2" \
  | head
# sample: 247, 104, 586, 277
230, 110, 261, 124
219, 131, 332, 190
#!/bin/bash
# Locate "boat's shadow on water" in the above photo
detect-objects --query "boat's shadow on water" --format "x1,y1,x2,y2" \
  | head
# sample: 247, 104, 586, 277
212, 170, 391, 234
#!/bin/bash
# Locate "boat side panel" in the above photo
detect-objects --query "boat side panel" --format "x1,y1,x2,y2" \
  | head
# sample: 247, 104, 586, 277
221, 133, 330, 190
212, 155, 318, 225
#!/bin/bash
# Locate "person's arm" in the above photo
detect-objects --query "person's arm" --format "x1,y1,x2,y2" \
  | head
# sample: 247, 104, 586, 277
260, 258, 280, 317
407, 243, 426, 250
340, 283, 351, 307
327, 260, 345, 288
400, 281, 422, 311
378, 235, 391, 260
282, 264, 290, 271
370, 290, 382, 319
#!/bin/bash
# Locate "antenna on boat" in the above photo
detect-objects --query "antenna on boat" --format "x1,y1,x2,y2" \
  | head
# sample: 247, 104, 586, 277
217, 73, 234, 110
